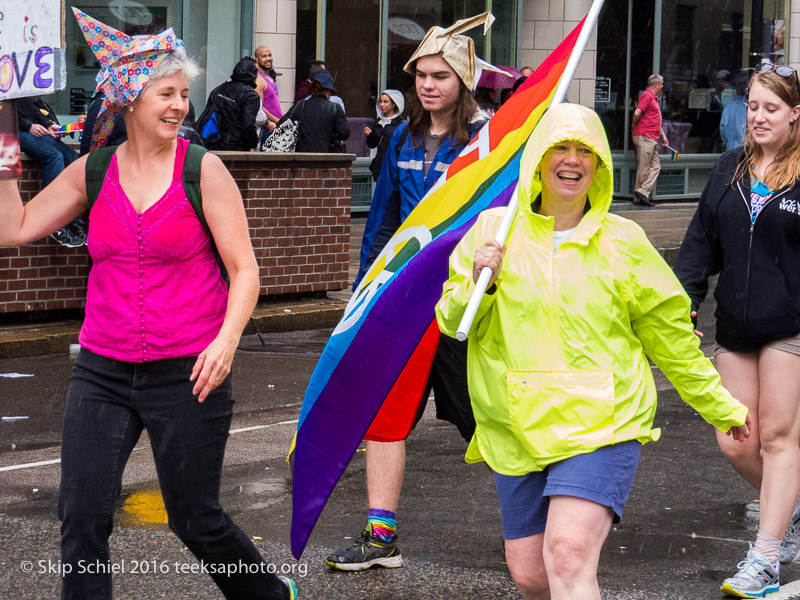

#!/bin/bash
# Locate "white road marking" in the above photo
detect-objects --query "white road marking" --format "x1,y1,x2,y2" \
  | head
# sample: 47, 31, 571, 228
0, 419, 299, 472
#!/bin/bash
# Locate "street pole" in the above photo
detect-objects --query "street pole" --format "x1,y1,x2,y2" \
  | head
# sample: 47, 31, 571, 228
455, 0, 607, 341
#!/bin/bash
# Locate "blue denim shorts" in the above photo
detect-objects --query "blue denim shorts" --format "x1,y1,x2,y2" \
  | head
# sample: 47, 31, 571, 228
492, 440, 642, 539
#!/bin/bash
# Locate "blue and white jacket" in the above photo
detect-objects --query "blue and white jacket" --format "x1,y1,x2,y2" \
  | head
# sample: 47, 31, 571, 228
354, 114, 488, 287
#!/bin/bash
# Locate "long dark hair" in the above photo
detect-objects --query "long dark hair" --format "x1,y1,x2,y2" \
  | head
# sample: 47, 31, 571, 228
405, 73, 478, 146
734, 69, 800, 189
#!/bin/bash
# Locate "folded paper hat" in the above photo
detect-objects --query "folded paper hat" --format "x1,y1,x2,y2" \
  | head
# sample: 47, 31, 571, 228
403, 12, 511, 91
72, 7, 186, 149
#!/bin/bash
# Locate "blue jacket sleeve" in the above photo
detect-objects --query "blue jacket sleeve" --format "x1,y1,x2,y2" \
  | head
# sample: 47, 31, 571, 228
353, 123, 407, 289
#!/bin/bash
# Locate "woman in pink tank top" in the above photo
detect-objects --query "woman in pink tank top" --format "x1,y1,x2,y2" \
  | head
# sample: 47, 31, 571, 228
0, 11, 297, 600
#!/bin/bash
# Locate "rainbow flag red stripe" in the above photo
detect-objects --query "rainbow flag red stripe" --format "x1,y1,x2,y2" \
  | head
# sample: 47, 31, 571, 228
289, 19, 586, 560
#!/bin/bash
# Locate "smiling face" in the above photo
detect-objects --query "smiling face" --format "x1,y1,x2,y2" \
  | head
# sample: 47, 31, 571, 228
747, 81, 800, 155
256, 47, 273, 71
379, 94, 396, 117
540, 140, 598, 204
414, 55, 461, 118
129, 71, 189, 140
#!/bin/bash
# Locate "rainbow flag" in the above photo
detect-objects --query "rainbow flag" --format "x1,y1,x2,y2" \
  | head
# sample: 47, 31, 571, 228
289, 19, 586, 559
57, 122, 84, 138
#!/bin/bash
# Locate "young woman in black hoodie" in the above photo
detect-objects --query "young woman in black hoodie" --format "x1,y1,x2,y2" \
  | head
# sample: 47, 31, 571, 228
676, 65, 800, 598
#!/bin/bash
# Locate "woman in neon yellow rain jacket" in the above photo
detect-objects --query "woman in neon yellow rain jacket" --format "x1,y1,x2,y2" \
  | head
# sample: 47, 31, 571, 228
436, 103, 750, 600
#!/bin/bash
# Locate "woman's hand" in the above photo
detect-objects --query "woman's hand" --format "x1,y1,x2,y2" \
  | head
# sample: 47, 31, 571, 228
364, 126, 372, 136
691, 310, 703, 338
190, 335, 238, 402
726, 412, 751, 443
473, 240, 506, 285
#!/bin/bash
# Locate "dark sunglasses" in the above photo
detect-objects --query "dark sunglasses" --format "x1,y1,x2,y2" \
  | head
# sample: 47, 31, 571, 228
755, 61, 800, 97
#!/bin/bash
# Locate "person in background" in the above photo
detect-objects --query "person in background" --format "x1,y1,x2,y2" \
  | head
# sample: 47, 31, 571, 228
436, 102, 749, 600
326, 12, 496, 573
676, 62, 800, 599
254, 46, 282, 137
364, 89, 405, 181
520, 65, 534, 77
0, 10, 298, 599
200, 57, 262, 151
279, 70, 349, 153
712, 69, 737, 109
719, 70, 750, 151
294, 60, 346, 115
474, 86, 499, 116
631, 74, 668, 207
295, 59, 326, 102
17, 96, 85, 247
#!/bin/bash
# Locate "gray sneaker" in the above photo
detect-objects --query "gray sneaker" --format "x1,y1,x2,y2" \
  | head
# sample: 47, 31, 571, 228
720, 546, 779, 598
780, 501, 800, 564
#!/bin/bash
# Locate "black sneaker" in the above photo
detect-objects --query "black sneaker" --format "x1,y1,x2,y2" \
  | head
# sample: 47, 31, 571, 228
325, 523, 404, 571
633, 192, 655, 207
50, 220, 87, 248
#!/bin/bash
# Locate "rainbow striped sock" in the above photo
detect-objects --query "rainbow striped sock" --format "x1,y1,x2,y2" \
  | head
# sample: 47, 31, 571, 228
368, 508, 397, 542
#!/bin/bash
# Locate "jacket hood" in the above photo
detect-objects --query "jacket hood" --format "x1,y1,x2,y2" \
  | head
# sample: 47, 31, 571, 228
231, 59, 258, 87
376, 89, 405, 119
518, 103, 614, 238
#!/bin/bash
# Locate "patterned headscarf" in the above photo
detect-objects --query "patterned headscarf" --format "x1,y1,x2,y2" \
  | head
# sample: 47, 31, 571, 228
72, 8, 186, 150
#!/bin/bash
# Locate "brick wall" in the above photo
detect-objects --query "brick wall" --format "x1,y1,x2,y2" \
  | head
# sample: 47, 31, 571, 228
0, 152, 353, 316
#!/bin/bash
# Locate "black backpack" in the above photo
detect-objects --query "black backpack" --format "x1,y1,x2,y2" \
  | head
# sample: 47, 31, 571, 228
84, 143, 228, 284
194, 94, 225, 149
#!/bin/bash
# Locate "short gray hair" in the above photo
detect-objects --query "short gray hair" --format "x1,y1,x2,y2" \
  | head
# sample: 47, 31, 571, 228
148, 52, 200, 84
647, 74, 663, 87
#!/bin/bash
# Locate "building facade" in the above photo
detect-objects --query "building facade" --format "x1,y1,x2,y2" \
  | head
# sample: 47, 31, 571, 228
51, 0, 797, 166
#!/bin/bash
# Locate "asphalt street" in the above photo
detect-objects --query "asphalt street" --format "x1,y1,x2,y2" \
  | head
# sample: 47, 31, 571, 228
1, 209, 800, 599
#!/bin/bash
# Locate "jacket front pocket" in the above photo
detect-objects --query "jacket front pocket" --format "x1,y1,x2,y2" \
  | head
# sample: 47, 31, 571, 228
506, 369, 615, 459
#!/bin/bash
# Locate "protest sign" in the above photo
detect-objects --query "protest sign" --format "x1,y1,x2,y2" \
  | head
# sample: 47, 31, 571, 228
0, 2, 66, 100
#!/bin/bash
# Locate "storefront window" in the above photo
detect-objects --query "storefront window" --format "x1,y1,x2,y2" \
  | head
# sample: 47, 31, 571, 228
294, 1, 517, 119
48, 1, 184, 117
385, 0, 503, 95
597, 0, 787, 154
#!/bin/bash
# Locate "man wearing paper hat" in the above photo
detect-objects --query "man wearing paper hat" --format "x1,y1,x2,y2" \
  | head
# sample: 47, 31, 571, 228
326, 13, 496, 572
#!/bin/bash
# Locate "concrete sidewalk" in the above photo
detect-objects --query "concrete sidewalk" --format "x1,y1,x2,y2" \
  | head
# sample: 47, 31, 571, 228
0, 203, 697, 358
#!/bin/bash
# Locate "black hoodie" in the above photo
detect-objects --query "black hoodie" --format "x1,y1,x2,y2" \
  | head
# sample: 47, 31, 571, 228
675, 147, 800, 352
199, 58, 261, 150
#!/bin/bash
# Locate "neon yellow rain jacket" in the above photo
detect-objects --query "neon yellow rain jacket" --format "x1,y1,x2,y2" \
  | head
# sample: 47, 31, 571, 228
435, 103, 747, 475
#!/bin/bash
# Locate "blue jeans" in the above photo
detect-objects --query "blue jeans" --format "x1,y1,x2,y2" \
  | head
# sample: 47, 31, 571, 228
19, 131, 78, 187
59, 349, 289, 600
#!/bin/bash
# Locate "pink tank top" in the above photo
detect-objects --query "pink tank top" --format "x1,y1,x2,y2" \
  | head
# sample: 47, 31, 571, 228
80, 138, 228, 362
258, 70, 283, 119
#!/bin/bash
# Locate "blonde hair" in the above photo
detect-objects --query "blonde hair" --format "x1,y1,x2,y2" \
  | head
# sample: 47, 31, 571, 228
734, 69, 800, 190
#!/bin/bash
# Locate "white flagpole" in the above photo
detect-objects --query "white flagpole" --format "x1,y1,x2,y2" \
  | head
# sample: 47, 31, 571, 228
455, 0, 607, 341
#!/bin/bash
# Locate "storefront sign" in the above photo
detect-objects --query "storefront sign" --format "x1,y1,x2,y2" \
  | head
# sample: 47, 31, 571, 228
388, 18, 426, 41
110, 0, 154, 27
0, 2, 65, 99
595, 77, 611, 103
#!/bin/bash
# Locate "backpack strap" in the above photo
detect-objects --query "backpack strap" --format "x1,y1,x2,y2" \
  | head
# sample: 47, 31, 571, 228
182, 143, 229, 286
85, 146, 118, 209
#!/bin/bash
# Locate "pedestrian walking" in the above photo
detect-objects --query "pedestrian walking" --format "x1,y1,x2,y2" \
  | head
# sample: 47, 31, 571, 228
325, 12, 502, 573
364, 89, 405, 181
675, 62, 800, 599
0, 9, 297, 600
631, 74, 668, 206
436, 102, 750, 599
